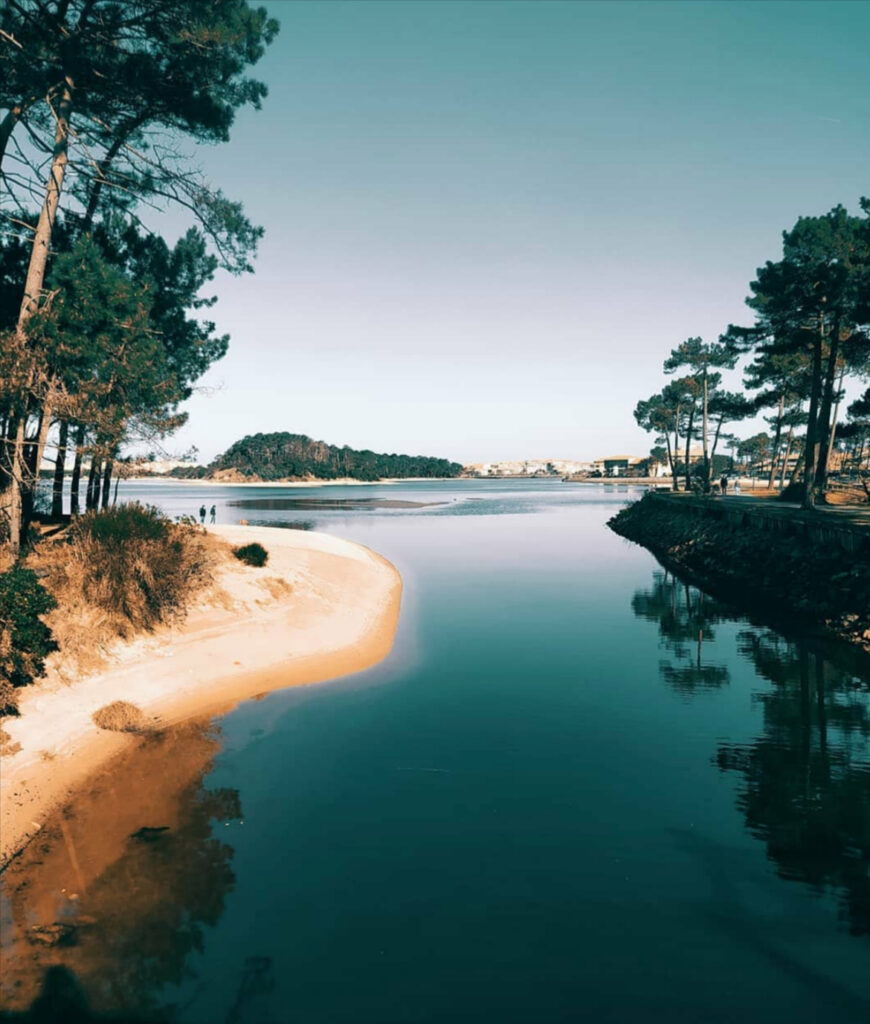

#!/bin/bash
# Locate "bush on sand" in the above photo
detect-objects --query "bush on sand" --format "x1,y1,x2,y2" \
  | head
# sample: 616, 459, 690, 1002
233, 542, 268, 567
92, 700, 147, 732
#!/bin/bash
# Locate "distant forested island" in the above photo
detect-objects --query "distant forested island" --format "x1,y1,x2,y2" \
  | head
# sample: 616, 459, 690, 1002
170, 433, 463, 482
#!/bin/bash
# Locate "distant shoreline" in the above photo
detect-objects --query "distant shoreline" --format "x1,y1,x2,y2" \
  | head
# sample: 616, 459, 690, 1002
119, 475, 672, 487
120, 476, 464, 487
51, 474, 768, 490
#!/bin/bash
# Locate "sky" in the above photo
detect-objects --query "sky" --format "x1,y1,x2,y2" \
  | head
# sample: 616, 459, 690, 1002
166, 0, 870, 465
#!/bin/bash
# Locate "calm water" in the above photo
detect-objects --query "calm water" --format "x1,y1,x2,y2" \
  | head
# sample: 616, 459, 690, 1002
2, 480, 869, 1023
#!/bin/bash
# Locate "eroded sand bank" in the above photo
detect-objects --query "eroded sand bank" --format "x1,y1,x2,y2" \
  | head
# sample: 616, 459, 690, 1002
0, 525, 401, 867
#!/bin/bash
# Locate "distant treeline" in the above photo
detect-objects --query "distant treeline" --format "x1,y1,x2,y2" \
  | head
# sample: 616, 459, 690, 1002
171, 433, 463, 481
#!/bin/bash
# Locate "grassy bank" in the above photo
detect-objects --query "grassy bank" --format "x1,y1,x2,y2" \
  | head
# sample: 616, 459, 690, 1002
1, 504, 217, 717
608, 493, 870, 653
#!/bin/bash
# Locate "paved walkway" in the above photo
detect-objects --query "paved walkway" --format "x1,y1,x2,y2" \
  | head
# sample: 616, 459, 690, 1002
652, 491, 870, 532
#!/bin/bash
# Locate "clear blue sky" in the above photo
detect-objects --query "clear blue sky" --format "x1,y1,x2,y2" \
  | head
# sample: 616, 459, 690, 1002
170, 0, 870, 465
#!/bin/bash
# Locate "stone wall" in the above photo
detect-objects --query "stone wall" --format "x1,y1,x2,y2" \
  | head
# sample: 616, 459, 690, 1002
608, 493, 870, 652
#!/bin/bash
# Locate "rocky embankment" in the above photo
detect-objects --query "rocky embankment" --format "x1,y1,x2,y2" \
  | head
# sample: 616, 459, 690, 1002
609, 493, 870, 652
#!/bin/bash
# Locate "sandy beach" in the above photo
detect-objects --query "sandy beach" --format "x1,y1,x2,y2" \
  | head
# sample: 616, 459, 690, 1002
0, 525, 402, 867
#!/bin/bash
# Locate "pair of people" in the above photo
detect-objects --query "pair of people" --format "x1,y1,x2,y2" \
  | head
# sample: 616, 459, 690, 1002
198, 504, 216, 525
718, 475, 740, 495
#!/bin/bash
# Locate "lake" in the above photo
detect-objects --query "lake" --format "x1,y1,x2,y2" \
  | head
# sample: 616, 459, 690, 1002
2, 479, 869, 1023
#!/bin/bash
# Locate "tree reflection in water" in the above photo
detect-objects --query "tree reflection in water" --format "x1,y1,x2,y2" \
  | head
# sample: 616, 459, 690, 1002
0, 722, 243, 1018
717, 629, 870, 938
632, 566, 870, 941
631, 570, 731, 694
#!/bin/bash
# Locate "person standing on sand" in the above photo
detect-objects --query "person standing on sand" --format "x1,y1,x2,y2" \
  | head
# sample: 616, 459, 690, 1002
210, 505, 216, 525
199, 504, 206, 524
720, 475, 728, 495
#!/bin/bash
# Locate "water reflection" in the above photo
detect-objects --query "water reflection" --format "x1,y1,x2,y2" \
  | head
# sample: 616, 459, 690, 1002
717, 629, 870, 938
228, 496, 441, 510
0, 723, 241, 1018
631, 570, 731, 694
632, 568, 870, 941
246, 518, 315, 531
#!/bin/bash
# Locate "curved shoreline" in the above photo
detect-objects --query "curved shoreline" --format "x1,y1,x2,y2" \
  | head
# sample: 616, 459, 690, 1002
0, 525, 402, 868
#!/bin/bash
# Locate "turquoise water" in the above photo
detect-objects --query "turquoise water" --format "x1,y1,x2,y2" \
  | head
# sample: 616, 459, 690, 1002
3, 480, 869, 1022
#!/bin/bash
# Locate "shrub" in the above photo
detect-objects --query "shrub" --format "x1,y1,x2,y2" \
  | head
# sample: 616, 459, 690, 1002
233, 542, 268, 567
78, 501, 170, 545
92, 700, 147, 732
0, 565, 58, 715
44, 502, 214, 639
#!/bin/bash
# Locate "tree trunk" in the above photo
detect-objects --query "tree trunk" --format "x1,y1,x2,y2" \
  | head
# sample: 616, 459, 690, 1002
664, 431, 674, 486
672, 405, 681, 491
684, 406, 695, 491
789, 451, 803, 486
86, 458, 100, 512
801, 321, 824, 509
27, 389, 55, 504
709, 415, 725, 474
51, 420, 69, 518
70, 424, 85, 515
810, 319, 839, 495
18, 401, 55, 540
100, 459, 113, 511
768, 394, 785, 489
701, 371, 709, 490
22, 409, 44, 480
3, 77, 74, 554
6, 417, 26, 556
816, 360, 845, 495
779, 426, 794, 489
17, 78, 73, 328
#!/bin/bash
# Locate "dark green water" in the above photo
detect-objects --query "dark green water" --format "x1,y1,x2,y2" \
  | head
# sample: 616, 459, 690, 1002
2, 481, 869, 1023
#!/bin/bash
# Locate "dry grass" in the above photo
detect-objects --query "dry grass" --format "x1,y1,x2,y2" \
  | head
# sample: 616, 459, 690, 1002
0, 726, 21, 757
825, 485, 868, 506
92, 700, 147, 732
28, 503, 218, 672
0, 679, 17, 717
260, 575, 293, 600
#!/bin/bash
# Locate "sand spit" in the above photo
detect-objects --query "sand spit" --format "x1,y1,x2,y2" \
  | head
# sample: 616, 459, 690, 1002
0, 525, 402, 867
227, 496, 446, 510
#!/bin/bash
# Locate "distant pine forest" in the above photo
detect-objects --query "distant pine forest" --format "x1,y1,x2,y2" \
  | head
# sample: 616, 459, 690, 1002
171, 433, 464, 481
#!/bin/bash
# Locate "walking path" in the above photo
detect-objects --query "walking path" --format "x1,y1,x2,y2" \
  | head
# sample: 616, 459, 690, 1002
654, 491, 870, 529
649, 491, 870, 556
